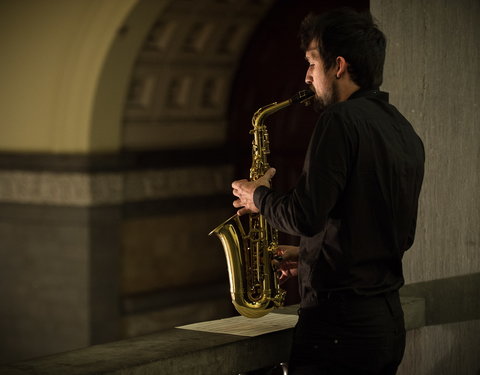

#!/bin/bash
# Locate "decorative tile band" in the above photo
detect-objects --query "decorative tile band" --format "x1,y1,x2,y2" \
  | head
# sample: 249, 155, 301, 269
0, 165, 234, 206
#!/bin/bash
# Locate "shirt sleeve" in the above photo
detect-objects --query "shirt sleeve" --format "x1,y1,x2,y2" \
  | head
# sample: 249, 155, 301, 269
254, 109, 355, 237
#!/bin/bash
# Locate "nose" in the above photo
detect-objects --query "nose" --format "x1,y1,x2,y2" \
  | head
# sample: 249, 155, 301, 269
305, 67, 313, 85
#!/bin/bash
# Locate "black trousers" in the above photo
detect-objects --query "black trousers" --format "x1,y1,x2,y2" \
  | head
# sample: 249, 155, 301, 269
288, 290, 405, 375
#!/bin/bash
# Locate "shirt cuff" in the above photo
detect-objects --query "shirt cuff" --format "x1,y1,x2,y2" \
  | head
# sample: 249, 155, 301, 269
253, 185, 271, 213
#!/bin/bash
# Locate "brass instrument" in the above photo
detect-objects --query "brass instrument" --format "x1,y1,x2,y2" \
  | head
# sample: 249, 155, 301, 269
210, 90, 314, 318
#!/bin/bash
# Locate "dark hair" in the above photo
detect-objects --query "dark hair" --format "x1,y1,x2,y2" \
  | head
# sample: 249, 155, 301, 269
299, 8, 386, 89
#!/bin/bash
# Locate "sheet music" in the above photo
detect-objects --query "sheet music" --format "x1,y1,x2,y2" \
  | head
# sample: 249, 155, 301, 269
176, 312, 298, 337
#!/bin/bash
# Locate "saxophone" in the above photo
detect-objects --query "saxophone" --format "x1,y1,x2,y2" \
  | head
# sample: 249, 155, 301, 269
209, 90, 314, 318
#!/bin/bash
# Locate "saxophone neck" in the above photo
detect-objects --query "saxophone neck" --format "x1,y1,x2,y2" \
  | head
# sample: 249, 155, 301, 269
252, 90, 314, 127
252, 99, 291, 127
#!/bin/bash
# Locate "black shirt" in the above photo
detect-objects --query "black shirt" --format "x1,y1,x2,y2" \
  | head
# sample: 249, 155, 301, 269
254, 89, 425, 308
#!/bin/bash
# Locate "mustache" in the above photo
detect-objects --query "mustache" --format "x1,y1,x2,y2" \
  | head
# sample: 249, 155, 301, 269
306, 85, 323, 112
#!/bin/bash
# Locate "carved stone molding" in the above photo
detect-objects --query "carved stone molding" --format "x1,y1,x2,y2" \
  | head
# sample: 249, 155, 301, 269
0, 166, 233, 206
122, 0, 275, 150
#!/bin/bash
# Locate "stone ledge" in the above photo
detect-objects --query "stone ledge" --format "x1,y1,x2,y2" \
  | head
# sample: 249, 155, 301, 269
0, 298, 425, 375
400, 273, 480, 326
400, 296, 426, 329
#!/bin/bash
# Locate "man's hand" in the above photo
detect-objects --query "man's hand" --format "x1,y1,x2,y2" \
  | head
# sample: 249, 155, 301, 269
272, 245, 300, 283
232, 168, 276, 216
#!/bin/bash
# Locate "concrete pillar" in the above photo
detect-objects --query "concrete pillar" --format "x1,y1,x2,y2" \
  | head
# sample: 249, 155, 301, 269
370, 0, 480, 373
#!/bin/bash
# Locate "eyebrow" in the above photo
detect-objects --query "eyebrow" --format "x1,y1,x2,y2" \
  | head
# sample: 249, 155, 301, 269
305, 48, 318, 60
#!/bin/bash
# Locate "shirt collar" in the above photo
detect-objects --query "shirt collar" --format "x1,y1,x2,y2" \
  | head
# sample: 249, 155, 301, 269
348, 88, 389, 102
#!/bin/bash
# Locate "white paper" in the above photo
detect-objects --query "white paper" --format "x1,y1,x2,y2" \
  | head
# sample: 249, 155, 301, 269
176, 312, 298, 337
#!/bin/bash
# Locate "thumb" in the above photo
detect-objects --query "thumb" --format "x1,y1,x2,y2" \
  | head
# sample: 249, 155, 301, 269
264, 167, 276, 180
259, 167, 276, 188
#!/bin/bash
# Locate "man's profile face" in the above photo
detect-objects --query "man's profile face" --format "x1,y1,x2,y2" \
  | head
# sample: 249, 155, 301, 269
304, 40, 338, 111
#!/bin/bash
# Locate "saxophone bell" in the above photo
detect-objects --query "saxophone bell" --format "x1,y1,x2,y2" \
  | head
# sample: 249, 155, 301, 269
209, 214, 282, 318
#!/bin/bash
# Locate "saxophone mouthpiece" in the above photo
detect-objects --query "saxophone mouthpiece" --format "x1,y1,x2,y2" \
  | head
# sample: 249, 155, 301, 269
291, 90, 315, 105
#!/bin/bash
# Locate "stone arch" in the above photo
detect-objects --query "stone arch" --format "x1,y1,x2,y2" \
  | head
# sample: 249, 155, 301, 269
89, 0, 171, 151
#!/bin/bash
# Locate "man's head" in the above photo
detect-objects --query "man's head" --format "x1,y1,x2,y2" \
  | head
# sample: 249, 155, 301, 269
300, 8, 386, 109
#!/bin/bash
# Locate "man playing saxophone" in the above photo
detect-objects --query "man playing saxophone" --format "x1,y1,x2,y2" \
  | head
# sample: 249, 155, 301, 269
231, 8, 424, 375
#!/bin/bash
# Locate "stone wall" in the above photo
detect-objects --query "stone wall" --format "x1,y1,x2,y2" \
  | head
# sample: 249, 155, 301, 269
370, 0, 480, 373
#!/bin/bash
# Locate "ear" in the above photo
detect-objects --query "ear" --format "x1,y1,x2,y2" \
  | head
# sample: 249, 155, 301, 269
335, 56, 348, 79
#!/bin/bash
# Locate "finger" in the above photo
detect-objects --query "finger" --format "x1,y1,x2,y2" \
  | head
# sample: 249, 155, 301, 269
283, 260, 298, 269
274, 247, 286, 257
277, 247, 295, 261
271, 258, 282, 269
237, 207, 248, 216
231, 179, 248, 189
278, 270, 290, 282
233, 199, 243, 208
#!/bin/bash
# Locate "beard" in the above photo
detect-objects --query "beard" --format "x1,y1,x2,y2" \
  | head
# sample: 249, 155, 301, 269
312, 80, 340, 112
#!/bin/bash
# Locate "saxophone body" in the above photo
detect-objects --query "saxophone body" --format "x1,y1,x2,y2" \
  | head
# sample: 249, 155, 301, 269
210, 90, 314, 318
